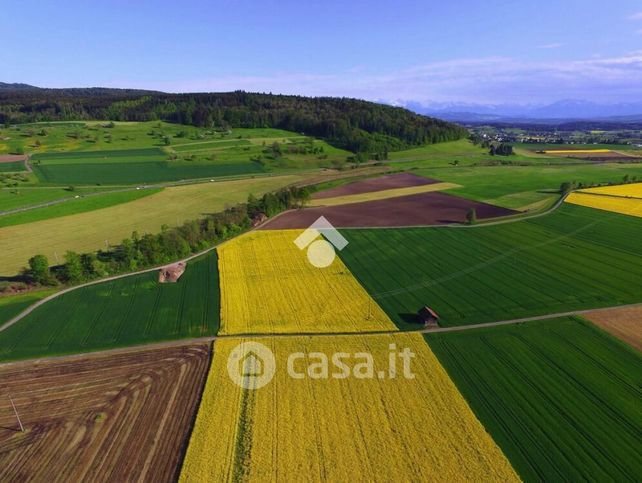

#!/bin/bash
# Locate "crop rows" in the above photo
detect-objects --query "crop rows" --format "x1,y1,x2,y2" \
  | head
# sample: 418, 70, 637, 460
217, 230, 396, 335
426, 317, 642, 481
566, 188, 642, 218
180, 335, 519, 481
338, 203, 642, 328
33, 160, 266, 184
0, 343, 210, 482
32, 147, 166, 165
0, 251, 219, 362
0, 161, 26, 172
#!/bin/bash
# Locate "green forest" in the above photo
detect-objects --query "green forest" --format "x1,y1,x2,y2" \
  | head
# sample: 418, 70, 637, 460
0, 86, 466, 154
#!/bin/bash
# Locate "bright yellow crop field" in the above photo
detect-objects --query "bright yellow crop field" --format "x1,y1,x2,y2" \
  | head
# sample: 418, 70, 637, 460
565, 192, 642, 218
308, 182, 461, 207
218, 230, 396, 334
577, 182, 642, 198
180, 335, 518, 482
544, 149, 612, 154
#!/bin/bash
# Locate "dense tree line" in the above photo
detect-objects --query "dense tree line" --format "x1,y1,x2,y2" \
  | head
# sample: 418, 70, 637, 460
26, 186, 311, 286
0, 87, 467, 154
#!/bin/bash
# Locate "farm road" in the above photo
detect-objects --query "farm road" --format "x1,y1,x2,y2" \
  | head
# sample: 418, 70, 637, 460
3, 300, 642, 368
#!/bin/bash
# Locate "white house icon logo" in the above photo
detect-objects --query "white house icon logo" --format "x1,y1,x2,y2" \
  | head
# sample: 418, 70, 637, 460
294, 216, 348, 268
227, 342, 276, 389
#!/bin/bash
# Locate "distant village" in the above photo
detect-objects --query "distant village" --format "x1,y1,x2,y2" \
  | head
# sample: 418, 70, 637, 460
467, 125, 642, 148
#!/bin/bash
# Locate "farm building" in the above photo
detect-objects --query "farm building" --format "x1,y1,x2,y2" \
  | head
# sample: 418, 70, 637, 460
159, 261, 186, 283
417, 306, 440, 327
252, 212, 268, 227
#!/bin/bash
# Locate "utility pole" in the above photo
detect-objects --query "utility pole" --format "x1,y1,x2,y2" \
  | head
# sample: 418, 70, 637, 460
8, 395, 24, 432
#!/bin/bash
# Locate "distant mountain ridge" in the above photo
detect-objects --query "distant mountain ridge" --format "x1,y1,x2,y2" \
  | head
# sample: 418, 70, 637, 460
399, 99, 642, 123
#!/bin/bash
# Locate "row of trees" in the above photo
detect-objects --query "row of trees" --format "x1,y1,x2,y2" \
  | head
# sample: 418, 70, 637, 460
26, 186, 311, 286
559, 175, 639, 194
0, 89, 467, 155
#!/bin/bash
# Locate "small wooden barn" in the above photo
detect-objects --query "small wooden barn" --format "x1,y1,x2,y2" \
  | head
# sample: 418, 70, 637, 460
417, 306, 440, 327
252, 212, 268, 227
159, 261, 186, 283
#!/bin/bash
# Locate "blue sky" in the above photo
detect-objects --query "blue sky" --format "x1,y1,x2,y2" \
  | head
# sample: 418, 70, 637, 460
2, 0, 642, 105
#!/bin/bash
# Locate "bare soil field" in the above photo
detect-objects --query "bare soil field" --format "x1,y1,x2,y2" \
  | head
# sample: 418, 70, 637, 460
262, 191, 517, 229
583, 307, 642, 352
0, 155, 27, 163
544, 150, 641, 162
0, 342, 210, 482
312, 172, 438, 199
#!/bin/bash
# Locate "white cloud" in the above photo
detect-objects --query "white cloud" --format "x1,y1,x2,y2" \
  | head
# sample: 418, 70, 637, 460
115, 52, 642, 105
628, 11, 642, 20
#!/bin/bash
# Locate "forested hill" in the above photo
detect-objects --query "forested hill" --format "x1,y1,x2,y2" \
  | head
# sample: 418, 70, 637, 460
0, 86, 466, 153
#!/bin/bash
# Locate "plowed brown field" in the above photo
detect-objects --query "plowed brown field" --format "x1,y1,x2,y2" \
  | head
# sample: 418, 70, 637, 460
312, 172, 438, 199
583, 307, 642, 352
0, 342, 210, 482
262, 191, 517, 229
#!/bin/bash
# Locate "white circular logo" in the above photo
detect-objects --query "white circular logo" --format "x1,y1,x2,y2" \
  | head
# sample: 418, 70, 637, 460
306, 239, 336, 268
227, 341, 276, 389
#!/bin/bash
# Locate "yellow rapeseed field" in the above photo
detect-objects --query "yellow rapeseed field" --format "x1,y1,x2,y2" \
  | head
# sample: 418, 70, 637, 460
217, 229, 396, 334
180, 335, 519, 482
544, 149, 611, 154
566, 191, 642, 218
577, 182, 642, 198
308, 182, 461, 207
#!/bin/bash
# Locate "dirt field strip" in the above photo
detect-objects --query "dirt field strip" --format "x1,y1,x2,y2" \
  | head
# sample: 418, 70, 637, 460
0, 155, 28, 164
308, 182, 461, 207
263, 191, 517, 229
311, 172, 439, 199
0, 342, 210, 482
582, 306, 642, 352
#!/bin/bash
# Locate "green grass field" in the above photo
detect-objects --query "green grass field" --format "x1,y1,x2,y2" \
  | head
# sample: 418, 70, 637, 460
0, 174, 304, 276
0, 161, 26, 172
0, 188, 161, 227
0, 121, 236, 153
414, 163, 642, 209
426, 317, 642, 482
388, 139, 571, 167
338, 204, 642, 329
0, 251, 219, 362
0, 186, 116, 211
33, 159, 267, 184
32, 147, 166, 165
0, 290, 57, 325
15, 124, 346, 184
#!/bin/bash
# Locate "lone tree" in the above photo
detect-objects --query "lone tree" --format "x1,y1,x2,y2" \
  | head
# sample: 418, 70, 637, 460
466, 208, 477, 225
28, 254, 53, 285
560, 181, 574, 194
62, 251, 83, 283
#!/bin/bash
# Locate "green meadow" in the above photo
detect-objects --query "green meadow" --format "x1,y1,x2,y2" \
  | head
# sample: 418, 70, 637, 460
426, 317, 642, 482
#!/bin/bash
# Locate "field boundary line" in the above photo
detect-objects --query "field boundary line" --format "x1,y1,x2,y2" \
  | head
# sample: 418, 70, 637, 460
4, 299, 642, 367
0, 192, 575, 334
